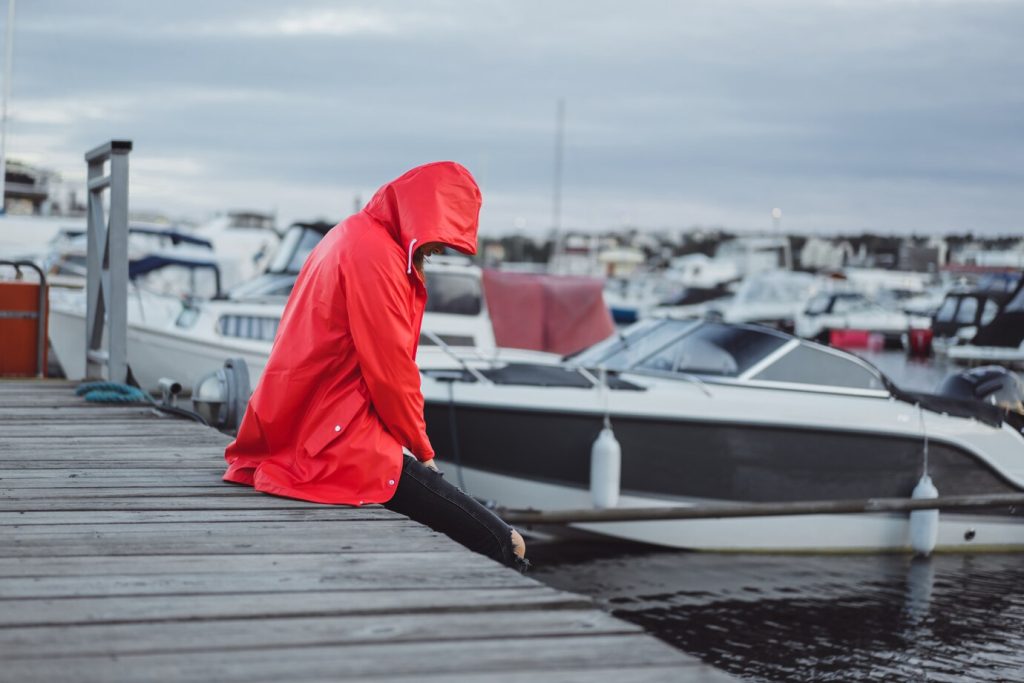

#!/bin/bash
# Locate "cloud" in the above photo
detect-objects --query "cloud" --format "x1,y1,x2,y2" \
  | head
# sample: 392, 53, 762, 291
5, 0, 1023, 235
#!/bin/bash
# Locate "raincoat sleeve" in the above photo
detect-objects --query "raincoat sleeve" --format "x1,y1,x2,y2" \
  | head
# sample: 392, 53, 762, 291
343, 257, 435, 462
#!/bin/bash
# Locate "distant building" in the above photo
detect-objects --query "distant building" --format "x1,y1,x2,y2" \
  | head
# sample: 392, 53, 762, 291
897, 244, 942, 273
799, 237, 854, 271
3, 161, 61, 215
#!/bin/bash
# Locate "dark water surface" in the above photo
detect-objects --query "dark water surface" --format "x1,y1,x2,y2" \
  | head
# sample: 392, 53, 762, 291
526, 353, 1024, 681
529, 542, 1024, 682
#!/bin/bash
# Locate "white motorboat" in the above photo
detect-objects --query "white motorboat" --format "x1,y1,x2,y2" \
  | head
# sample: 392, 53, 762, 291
418, 318, 1024, 552
717, 270, 820, 329
795, 291, 932, 346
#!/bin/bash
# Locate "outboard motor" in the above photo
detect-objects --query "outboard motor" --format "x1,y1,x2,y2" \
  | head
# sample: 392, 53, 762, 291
938, 365, 1024, 416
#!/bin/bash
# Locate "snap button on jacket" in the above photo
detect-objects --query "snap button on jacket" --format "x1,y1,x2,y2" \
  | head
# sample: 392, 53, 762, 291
223, 162, 481, 504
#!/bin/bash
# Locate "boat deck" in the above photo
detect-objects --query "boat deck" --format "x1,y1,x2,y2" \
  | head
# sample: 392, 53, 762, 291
0, 380, 735, 682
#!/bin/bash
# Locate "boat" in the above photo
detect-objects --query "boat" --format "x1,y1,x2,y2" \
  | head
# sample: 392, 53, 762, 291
716, 269, 820, 330
947, 277, 1024, 368
794, 291, 932, 347
417, 317, 1024, 552
931, 285, 1015, 355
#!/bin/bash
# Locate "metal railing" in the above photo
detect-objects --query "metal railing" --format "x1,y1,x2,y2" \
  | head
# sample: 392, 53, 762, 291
84, 139, 132, 383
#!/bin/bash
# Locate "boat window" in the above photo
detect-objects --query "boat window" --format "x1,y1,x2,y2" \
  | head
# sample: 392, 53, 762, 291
626, 322, 787, 377
934, 297, 958, 323
264, 281, 294, 297
804, 294, 832, 315
217, 315, 280, 342
175, 306, 200, 329
578, 321, 692, 371
267, 228, 322, 274
1006, 287, 1024, 313
981, 299, 1000, 326
753, 344, 884, 390
424, 272, 482, 316
831, 295, 868, 314
419, 334, 476, 347
956, 296, 978, 324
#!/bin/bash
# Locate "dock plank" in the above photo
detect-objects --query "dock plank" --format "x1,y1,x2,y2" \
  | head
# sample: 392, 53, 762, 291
0, 587, 590, 627
1, 609, 638, 659
0, 383, 731, 681
0, 635, 696, 682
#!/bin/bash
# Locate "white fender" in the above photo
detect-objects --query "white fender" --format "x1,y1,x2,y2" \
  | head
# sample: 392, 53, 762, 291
590, 427, 621, 509
909, 473, 939, 556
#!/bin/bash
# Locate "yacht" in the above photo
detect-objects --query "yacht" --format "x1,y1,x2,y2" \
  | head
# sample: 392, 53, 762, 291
418, 318, 1024, 552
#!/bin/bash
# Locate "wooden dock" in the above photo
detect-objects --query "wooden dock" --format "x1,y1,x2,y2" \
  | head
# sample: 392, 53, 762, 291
0, 380, 735, 682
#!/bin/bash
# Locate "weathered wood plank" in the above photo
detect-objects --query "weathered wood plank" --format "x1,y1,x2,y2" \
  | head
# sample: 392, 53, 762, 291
2, 476, 226, 488
0, 407, 162, 420
0, 635, 695, 682
3, 521, 449, 556
0, 566, 531, 599
1, 421, 220, 435
0, 552, 492, 578
0, 468, 223, 480
0, 609, 637, 659
0, 449, 226, 464
1, 486, 263, 498
0, 496, 333, 511
0, 587, 588, 627
309, 668, 735, 683
0, 439, 231, 453
0, 508, 395, 525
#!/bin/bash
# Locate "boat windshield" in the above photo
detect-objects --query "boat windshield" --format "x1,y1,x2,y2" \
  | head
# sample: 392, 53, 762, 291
573, 320, 789, 377
267, 226, 324, 274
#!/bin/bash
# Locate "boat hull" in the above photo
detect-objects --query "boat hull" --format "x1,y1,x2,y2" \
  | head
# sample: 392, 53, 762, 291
425, 400, 1024, 552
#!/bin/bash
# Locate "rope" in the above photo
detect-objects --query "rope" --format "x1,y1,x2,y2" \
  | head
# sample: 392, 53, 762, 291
75, 381, 209, 426
76, 381, 147, 403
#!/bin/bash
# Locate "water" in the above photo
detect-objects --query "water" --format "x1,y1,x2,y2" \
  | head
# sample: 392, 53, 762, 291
525, 352, 1024, 681
529, 542, 1024, 682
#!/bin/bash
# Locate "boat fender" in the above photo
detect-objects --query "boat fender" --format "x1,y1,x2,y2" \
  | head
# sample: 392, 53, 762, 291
909, 473, 939, 556
590, 427, 621, 509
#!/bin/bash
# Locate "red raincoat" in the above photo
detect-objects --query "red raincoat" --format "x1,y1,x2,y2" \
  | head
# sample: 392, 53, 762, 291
223, 162, 481, 504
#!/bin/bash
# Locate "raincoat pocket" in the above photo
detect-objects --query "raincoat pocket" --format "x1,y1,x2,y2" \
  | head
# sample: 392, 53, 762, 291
303, 388, 365, 458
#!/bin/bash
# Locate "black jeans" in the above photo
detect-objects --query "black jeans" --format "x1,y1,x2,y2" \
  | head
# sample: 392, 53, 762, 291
384, 456, 528, 572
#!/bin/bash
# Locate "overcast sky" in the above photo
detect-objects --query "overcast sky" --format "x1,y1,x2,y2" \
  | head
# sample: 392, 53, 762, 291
7, 0, 1024, 235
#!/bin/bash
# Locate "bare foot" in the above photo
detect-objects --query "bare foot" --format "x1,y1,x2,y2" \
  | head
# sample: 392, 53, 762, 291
511, 529, 526, 559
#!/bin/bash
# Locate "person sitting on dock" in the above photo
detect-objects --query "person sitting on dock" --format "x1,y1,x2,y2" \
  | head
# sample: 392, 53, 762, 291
222, 161, 528, 571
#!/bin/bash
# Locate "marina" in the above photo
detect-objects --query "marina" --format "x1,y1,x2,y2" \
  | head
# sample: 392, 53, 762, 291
0, 379, 731, 682
3, 0, 1024, 672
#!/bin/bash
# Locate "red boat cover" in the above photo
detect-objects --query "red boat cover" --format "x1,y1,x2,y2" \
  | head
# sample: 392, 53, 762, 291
482, 269, 615, 355
223, 162, 481, 505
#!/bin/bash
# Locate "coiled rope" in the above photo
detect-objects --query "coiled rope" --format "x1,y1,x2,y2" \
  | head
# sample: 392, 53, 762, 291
75, 381, 148, 404
75, 381, 209, 426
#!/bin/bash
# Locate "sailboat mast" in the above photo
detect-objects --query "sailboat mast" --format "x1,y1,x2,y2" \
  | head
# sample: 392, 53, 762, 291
0, 0, 15, 215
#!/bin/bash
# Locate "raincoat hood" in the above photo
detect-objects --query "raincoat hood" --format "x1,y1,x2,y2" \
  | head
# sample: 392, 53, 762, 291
364, 161, 482, 273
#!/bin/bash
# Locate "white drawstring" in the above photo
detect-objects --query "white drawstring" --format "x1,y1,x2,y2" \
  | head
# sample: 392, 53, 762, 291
406, 238, 419, 274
